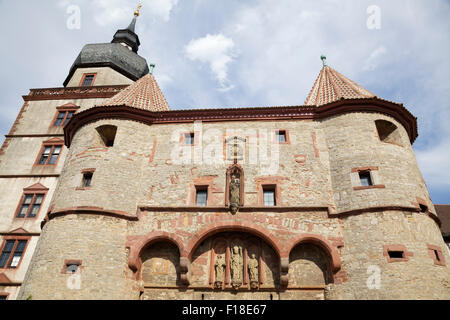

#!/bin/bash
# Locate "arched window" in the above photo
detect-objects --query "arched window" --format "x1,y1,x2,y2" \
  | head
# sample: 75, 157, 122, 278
95, 125, 117, 147
375, 120, 403, 146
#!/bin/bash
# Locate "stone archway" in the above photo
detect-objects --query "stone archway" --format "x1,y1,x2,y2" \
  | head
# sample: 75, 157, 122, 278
189, 231, 280, 300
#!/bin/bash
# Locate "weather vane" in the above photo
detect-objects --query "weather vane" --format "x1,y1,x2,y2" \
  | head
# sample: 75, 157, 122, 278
134, 3, 142, 17
321, 54, 327, 67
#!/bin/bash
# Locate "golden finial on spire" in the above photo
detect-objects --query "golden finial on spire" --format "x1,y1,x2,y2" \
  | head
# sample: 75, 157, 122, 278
134, 3, 142, 17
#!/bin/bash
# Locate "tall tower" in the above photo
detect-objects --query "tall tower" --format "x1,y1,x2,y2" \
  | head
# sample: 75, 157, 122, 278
0, 9, 152, 300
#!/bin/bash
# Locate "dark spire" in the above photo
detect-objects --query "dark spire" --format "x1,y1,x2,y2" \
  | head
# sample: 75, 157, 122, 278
111, 4, 142, 53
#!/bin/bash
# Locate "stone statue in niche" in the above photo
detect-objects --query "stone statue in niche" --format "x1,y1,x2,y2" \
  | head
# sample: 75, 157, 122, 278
230, 245, 243, 289
248, 253, 259, 289
214, 254, 226, 289
229, 174, 240, 214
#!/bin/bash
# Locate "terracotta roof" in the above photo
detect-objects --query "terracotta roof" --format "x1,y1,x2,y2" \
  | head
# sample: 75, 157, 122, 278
99, 73, 170, 111
435, 204, 450, 236
305, 65, 376, 106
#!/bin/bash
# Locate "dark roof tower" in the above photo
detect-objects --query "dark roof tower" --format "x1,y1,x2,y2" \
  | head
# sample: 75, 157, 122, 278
63, 4, 149, 87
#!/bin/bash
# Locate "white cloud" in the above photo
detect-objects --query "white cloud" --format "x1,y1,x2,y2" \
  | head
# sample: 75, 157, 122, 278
151, 0, 179, 22
416, 141, 450, 190
185, 34, 237, 91
363, 46, 387, 71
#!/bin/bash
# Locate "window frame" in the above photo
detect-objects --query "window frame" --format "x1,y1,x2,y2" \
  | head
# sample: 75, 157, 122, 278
0, 237, 30, 270
383, 244, 412, 263
427, 244, 446, 266
273, 129, 290, 144
260, 184, 278, 207
14, 183, 49, 220
61, 259, 83, 274
0, 292, 9, 300
180, 132, 198, 146
79, 73, 97, 87
34, 139, 64, 166
49, 104, 80, 129
351, 167, 386, 191
195, 186, 208, 207
76, 169, 96, 191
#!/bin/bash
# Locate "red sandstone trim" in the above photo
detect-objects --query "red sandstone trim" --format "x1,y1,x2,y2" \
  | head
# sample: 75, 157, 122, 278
126, 231, 186, 276
0, 235, 31, 271
8, 101, 29, 136
426, 244, 446, 266
5, 134, 65, 138
23, 85, 128, 101
63, 98, 419, 147
353, 184, 386, 191
139, 206, 329, 213
44, 206, 138, 228
0, 292, 9, 299
13, 184, 49, 220
286, 233, 342, 272
185, 222, 284, 260
0, 174, 60, 178
383, 244, 413, 263
351, 166, 379, 173
311, 132, 320, 158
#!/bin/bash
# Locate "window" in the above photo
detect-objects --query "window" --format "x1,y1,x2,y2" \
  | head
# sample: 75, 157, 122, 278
0, 294, 8, 300
82, 172, 93, 188
66, 263, 79, 274
53, 111, 74, 127
427, 245, 446, 266
80, 74, 96, 87
17, 194, 44, 218
419, 204, 428, 213
96, 125, 117, 147
375, 120, 403, 146
0, 239, 27, 269
263, 186, 276, 206
276, 130, 287, 143
387, 250, 404, 259
185, 133, 195, 145
196, 187, 208, 206
37, 145, 62, 165
359, 171, 373, 187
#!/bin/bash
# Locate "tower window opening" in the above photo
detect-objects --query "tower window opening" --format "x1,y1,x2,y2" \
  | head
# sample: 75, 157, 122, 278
359, 171, 373, 187
375, 120, 403, 146
388, 250, 404, 259
184, 133, 195, 145
263, 186, 276, 206
196, 187, 208, 206
81, 74, 96, 86
82, 172, 93, 188
96, 125, 117, 147
419, 204, 428, 213
433, 250, 441, 262
66, 263, 79, 274
276, 130, 287, 143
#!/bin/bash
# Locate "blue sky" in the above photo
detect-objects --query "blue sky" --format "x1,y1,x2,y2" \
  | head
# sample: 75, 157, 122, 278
0, 0, 449, 203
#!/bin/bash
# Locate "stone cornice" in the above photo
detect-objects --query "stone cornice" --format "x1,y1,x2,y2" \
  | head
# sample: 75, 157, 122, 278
23, 85, 129, 101
64, 97, 418, 147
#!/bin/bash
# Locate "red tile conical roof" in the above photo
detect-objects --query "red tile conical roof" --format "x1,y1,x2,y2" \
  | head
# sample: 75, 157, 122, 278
99, 73, 170, 111
305, 66, 375, 106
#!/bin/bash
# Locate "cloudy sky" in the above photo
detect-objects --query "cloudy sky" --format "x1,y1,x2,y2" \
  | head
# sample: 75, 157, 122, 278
0, 0, 449, 203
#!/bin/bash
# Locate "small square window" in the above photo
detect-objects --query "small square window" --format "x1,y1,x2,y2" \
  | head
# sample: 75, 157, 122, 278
419, 204, 428, 213
196, 187, 208, 206
81, 74, 95, 86
276, 130, 287, 143
263, 186, 276, 206
433, 250, 441, 262
185, 133, 195, 145
359, 171, 373, 186
388, 250, 404, 259
82, 172, 93, 188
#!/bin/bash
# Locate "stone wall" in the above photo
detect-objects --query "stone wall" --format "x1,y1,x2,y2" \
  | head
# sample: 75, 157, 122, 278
17, 110, 449, 300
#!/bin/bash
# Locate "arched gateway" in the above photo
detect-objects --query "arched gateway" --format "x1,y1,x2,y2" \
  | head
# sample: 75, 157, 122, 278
136, 226, 337, 300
